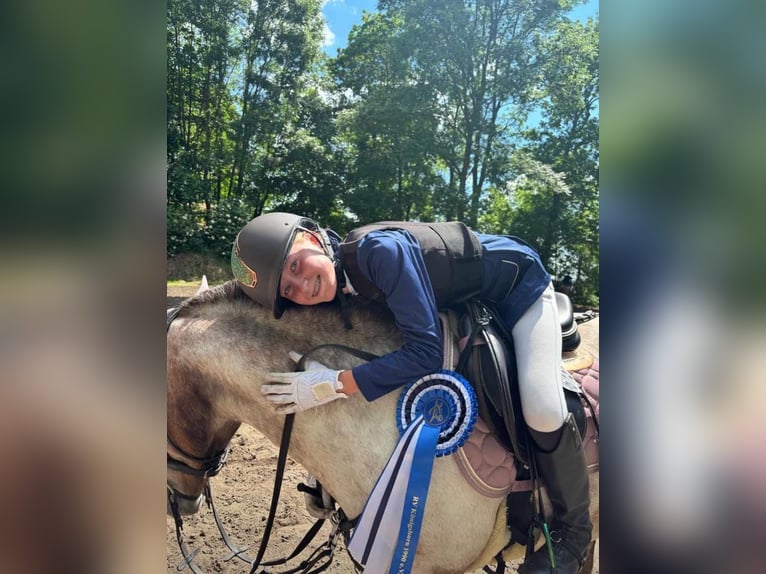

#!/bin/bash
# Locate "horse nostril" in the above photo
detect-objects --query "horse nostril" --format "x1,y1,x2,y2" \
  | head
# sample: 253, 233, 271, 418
168, 492, 203, 516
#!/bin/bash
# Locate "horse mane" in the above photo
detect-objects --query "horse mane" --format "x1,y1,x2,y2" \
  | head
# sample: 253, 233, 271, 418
171, 279, 399, 342
179, 279, 243, 307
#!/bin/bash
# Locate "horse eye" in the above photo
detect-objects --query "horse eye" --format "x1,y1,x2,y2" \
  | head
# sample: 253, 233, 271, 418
284, 285, 291, 297
290, 260, 297, 272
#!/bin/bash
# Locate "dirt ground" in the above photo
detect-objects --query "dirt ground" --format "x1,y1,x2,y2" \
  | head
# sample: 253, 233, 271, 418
166, 284, 599, 574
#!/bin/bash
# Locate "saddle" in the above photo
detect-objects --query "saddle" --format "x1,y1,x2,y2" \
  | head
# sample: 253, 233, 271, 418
556, 291, 581, 352
445, 293, 584, 467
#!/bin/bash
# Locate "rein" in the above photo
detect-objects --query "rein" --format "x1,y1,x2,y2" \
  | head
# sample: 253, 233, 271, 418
293, 343, 380, 370
246, 343, 378, 573
247, 413, 295, 572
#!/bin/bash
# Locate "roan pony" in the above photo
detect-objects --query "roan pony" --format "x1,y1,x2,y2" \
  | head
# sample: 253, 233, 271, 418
167, 280, 599, 573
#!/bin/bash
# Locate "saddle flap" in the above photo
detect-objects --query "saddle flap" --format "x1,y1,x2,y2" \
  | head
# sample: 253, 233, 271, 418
457, 303, 529, 466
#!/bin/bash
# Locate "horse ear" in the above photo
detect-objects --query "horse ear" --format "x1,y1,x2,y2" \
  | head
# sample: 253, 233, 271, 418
195, 275, 209, 296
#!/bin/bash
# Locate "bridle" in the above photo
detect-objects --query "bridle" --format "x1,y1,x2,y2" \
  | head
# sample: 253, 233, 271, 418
167, 434, 230, 480
166, 412, 358, 574
167, 433, 231, 573
166, 433, 229, 514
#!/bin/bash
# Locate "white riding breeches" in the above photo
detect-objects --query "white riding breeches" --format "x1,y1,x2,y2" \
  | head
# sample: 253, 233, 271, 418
511, 282, 568, 433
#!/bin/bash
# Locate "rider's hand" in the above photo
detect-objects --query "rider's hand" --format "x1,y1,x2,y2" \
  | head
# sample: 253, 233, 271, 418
261, 369, 346, 414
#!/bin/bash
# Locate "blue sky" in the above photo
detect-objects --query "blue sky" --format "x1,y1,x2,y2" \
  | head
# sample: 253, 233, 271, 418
321, 0, 599, 56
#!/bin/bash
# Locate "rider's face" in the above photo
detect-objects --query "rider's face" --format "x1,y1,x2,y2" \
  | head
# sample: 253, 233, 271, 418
279, 234, 337, 306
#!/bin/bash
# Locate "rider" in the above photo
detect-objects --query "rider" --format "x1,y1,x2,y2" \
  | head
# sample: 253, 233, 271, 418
231, 212, 592, 574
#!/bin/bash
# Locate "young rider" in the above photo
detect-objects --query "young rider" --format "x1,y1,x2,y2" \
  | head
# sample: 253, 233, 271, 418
231, 212, 592, 574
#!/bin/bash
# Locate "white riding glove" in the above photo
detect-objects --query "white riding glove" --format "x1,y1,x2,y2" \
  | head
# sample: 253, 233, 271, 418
262, 367, 346, 414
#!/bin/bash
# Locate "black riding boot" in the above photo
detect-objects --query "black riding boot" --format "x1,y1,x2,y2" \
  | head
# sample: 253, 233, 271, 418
520, 414, 593, 574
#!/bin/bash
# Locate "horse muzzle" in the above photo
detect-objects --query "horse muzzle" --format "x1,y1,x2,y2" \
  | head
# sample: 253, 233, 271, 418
167, 484, 204, 516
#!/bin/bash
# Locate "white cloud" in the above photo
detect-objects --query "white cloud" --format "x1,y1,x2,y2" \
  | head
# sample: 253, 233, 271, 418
322, 21, 336, 47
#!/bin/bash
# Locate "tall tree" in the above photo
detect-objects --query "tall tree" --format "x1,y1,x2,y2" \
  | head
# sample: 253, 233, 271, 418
167, 0, 241, 219
228, 0, 325, 210
264, 77, 353, 231
380, 0, 576, 226
526, 17, 599, 297
333, 12, 441, 222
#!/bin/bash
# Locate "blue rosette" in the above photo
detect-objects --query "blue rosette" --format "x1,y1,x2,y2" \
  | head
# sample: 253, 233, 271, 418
349, 369, 478, 574
396, 368, 478, 457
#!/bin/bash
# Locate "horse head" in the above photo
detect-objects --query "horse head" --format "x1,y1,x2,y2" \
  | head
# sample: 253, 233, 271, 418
166, 280, 244, 516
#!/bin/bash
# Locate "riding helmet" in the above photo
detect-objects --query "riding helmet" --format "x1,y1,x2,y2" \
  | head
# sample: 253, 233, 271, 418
231, 212, 322, 319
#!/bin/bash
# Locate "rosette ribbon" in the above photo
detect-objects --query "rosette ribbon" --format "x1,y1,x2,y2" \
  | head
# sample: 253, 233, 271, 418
348, 369, 477, 573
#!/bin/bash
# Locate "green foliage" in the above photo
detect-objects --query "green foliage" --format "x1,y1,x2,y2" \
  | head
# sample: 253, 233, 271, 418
167, 201, 203, 256
168, 196, 252, 258
478, 151, 570, 246
166, 0, 599, 306
522, 17, 600, 302
333, 11, 442, 223
200, 196, 253, 258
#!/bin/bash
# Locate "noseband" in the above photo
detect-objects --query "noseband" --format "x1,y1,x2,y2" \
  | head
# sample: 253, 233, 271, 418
167, 434, 229, 481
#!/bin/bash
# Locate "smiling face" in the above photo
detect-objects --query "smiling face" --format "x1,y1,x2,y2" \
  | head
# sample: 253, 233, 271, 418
279, 231, 337, 306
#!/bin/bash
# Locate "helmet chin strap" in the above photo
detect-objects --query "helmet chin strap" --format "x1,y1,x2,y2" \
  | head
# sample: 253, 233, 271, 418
299, 223, 353, 330
315, 227, 335, 259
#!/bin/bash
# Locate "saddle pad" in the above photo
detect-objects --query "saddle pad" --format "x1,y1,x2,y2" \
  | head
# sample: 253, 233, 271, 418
571, 358, 600, 471
455, 360, 600, 497
454, 418, 516, 498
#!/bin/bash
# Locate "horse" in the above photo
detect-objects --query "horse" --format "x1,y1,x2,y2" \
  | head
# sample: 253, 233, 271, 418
167, 280, 599, 573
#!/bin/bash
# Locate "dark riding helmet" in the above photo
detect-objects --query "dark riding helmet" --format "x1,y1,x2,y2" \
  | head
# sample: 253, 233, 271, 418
231, 212, 324, 319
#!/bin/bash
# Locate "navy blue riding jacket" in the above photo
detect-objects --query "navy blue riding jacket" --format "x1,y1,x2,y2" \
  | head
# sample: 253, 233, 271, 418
332, 229, 551, 402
